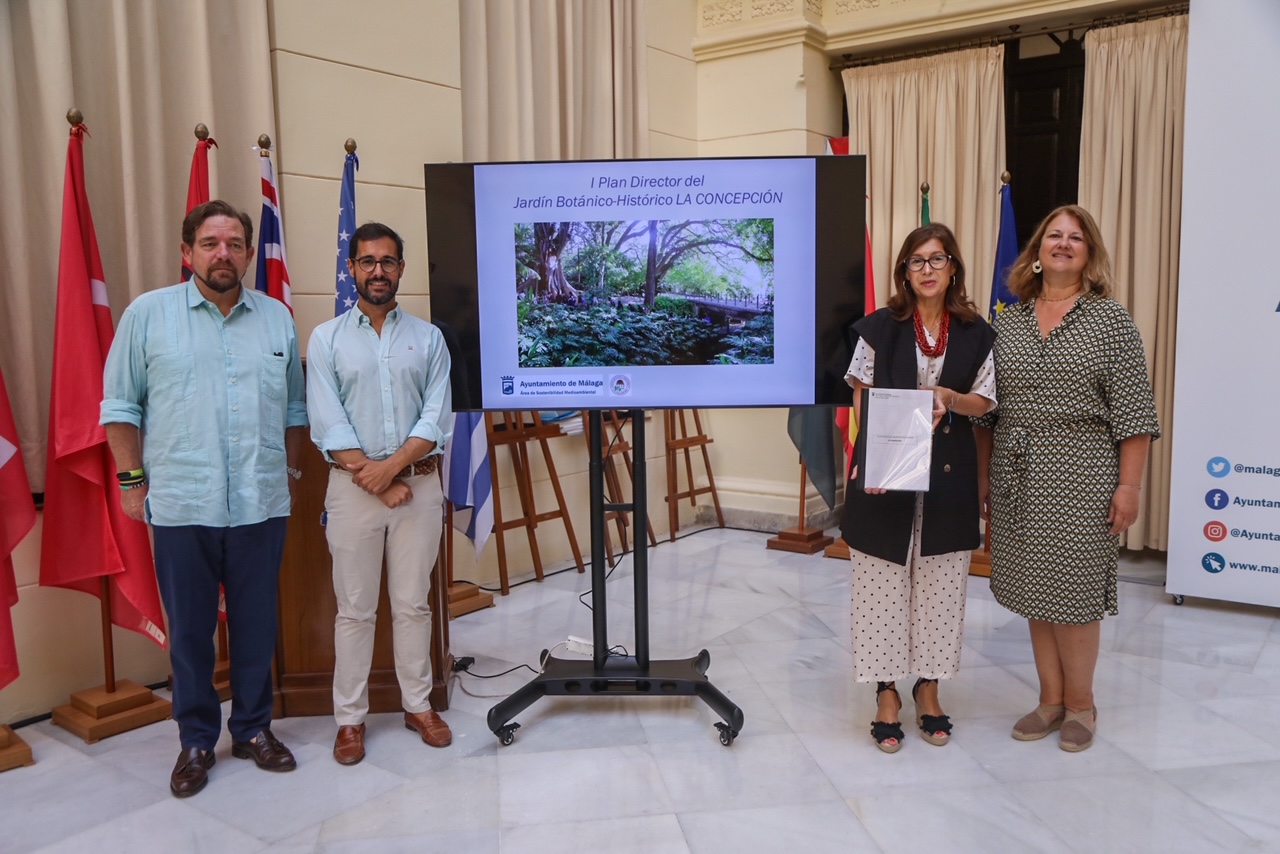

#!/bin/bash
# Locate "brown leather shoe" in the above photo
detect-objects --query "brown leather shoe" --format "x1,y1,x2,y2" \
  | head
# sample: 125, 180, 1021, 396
231, 728, 297, 771
170, 747, 215, 798
404, 710, 452, 747
333, 723, 366, 765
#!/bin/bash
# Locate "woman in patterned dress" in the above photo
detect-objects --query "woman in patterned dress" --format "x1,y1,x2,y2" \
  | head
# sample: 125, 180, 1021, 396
841, 224, 997, 752
974, 205, 1160, 752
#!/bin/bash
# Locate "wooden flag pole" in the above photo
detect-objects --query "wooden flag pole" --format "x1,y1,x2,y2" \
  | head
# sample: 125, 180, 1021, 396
0, 724, 35, 771
52, 492, 171, 744
970, 517, 992, 577
766, 459, 833, 554
99, 576, 116, 693
46, 110, 173, 744
51, 533, 171, 745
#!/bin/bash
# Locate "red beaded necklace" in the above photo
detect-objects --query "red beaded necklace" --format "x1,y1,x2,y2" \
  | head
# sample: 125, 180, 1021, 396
912, 309, 950, 358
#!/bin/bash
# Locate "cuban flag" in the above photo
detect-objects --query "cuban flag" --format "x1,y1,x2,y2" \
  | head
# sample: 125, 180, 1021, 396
334, 150, 359, 315
255, 153, 292, 311
442, 411, 493, 557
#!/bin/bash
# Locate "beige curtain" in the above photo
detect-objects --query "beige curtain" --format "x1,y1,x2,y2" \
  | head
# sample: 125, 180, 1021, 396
0, 0, 275, 490
460, 0, 648, 161
1079, 15, 1187, 551
842, 47, 1006, 313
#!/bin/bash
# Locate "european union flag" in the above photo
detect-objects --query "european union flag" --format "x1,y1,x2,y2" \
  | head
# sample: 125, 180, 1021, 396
989, 182, 1019, 321
334, 151, 359, 315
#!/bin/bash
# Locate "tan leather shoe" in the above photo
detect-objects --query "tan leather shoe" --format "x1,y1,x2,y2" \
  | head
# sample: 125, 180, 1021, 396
404, 709, 452, 747
333, 723, 366, 765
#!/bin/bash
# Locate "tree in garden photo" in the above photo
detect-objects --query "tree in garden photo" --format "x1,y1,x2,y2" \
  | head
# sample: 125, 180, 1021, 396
515, 218, 775, 368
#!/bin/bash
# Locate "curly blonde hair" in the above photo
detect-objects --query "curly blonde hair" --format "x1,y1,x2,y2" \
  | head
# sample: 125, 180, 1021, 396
1007, 205, 1112, 301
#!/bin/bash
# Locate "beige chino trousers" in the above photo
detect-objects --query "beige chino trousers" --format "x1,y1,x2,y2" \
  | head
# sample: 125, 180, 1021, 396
325, 467, 444, 726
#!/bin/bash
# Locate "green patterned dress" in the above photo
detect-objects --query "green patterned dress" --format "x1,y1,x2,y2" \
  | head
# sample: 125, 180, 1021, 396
978, 295, 1160, 624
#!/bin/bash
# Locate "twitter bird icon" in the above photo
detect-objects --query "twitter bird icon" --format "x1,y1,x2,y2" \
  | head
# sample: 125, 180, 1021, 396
1207, 457, 1231, 478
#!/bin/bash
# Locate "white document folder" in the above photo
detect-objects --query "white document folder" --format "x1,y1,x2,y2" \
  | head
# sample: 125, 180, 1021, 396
857, 388, 934, 491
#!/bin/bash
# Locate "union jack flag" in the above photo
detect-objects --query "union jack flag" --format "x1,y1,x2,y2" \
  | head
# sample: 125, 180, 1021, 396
255, 152, 292, 311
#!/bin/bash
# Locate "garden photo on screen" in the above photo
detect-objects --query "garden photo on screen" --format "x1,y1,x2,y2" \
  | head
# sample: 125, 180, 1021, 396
514, 218, 774, 368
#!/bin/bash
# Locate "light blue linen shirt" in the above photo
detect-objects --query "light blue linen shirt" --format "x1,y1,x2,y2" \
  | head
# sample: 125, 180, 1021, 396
306, 305, 452, 464
100, 280, 307, 528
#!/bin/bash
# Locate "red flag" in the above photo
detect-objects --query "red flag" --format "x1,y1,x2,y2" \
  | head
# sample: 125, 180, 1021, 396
827, 136, 876, 478
181, 134, 218, 280
0, 368, 36, 691
39, 124, 166, 648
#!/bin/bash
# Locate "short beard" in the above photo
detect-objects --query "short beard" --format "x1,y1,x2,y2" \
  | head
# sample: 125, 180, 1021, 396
199, 265, 240, 294
358, 277, 397, 306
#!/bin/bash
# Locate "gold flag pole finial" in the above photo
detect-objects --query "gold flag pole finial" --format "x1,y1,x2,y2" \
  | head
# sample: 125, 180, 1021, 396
67, 108, 83, 126
195, 123, 210, 141
920, 181, 930, 195
258, 134, 272, 156
344, 138, 357, 154
1000, 171, 1011, 185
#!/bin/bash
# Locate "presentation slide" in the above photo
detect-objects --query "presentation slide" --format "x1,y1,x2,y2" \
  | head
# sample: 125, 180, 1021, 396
425, 155, 866, 411
470, 158, 815, 410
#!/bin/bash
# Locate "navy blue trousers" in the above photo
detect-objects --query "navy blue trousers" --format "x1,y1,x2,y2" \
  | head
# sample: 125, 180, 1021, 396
153, 518, 287, 749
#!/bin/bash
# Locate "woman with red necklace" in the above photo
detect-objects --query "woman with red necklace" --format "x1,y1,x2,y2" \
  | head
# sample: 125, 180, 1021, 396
840, 223, 997, 753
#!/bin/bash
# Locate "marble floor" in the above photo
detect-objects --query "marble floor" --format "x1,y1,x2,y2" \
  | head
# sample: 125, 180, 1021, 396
4, 527, 1280, 853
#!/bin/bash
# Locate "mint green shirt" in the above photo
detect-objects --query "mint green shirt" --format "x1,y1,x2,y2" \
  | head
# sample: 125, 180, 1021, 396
306, 305, 452, 463
101, 280, 307, 527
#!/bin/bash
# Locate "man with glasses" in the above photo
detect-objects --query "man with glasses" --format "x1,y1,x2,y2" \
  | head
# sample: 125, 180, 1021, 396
306, 222, 454, 765
102, 200, 306, 797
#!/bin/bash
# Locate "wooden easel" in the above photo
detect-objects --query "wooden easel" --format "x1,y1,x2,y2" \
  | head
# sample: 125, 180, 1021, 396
766, 461, 834, 554
486, 411, 585, 594
663, 409, 723, 540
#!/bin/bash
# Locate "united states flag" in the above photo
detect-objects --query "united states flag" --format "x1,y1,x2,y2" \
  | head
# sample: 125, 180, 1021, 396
334, 150, 359, 315
255, 153, 292, 311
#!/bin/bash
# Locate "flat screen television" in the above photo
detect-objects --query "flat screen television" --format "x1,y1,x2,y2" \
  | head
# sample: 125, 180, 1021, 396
425, 155, 866, 411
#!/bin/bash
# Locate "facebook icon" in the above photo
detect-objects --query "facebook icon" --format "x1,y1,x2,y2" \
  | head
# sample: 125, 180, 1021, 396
1205, 489, 1230, 510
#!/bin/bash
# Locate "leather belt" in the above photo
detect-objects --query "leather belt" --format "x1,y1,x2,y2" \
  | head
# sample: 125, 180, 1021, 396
329, 456, 439, 478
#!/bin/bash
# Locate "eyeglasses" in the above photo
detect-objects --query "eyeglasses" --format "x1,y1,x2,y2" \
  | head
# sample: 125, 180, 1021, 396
354, 256, 402, 273
905, 254, 952, 272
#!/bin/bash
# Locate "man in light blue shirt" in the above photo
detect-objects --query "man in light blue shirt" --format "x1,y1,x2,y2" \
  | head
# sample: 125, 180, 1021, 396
102, 200, 306, 797
307, 221, 453, 765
